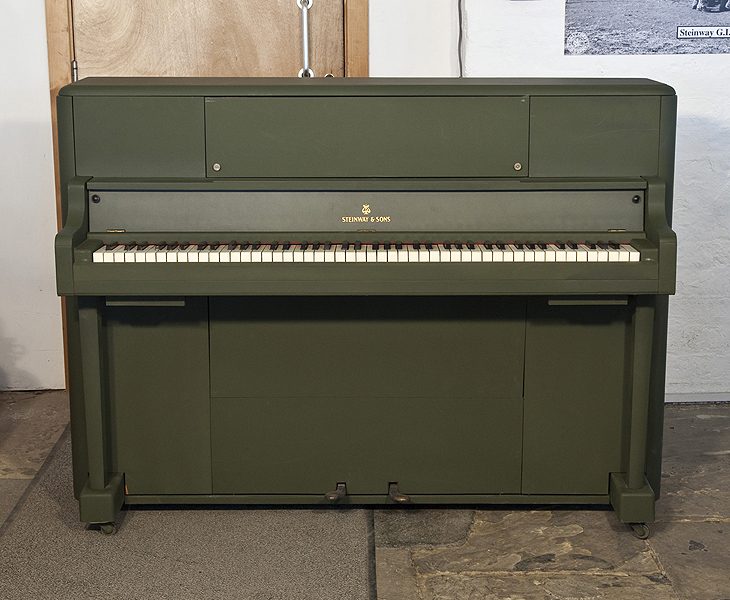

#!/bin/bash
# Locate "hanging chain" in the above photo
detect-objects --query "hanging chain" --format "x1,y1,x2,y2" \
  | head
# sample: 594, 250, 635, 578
297, 0, 314, 77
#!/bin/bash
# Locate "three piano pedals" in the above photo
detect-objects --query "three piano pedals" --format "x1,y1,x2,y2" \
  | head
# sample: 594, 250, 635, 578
324, 482, 411, 503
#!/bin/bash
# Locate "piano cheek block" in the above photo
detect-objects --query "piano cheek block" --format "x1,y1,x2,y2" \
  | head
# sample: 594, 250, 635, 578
57, 77, 676, 532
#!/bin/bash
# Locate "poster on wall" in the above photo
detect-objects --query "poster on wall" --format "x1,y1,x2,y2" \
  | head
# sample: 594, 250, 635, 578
565, 0, 730, 54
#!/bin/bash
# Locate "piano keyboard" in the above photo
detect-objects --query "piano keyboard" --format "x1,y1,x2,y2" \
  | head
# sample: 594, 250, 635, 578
93, 241, 642, 264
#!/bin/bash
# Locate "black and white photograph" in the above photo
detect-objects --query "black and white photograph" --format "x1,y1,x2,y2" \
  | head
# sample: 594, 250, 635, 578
566, 0, 730, 54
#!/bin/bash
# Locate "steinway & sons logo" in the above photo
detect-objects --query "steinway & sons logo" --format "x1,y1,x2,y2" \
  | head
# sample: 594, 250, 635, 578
342, 204, 391, 223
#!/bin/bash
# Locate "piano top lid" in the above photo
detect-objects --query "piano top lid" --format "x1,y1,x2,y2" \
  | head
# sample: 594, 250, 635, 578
59, 77, 676, 98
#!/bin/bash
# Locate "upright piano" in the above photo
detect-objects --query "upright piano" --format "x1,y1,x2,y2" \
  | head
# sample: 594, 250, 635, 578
55, 78, 677, 536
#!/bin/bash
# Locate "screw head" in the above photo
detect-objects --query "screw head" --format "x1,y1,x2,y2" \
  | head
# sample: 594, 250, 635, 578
91, 194, 101, 203
213, 163, 221, 172
514, 163, 523, 171
632, 195, 641, 204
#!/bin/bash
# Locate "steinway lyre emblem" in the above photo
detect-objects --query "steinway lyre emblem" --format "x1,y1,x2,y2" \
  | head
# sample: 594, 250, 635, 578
362, 204, 371, 215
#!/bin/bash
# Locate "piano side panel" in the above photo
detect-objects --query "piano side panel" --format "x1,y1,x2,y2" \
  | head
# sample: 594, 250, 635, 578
522, 298, 628, 495
105, 297, 211, 495
529, 96, 661, 178
204, 96, 529, 178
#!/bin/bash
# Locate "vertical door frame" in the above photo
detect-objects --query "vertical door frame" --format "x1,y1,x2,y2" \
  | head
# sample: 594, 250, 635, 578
44, 0, 369, 388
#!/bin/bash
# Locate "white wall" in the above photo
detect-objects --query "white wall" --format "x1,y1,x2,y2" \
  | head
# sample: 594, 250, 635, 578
370, 0, 730, 396
0, 1, 65, 389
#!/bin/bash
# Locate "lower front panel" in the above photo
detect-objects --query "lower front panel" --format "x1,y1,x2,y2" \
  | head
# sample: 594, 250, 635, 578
211, 396, 524, 495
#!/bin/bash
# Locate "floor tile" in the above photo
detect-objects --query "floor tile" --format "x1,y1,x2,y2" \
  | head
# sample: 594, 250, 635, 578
375, 548, 420, 600
0, 479, 28, 524
422, 573, 680, 600
658, 404, 730, 521
374, 507, 475, 547
412, 509, 661, 576
648, 521, 730, 600
0, 390, 69, 479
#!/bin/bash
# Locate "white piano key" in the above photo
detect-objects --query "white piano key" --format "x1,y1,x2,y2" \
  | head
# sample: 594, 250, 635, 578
177, 246, 192, 262
489, 246, 502, 262
93, 247, 106, 263
450, 246, 462, 262
282, 246, 295, 262
377, 247, 389, 262
548, 244, 562, 262
366, 245, 377, 263
303, 246, 315, 262
628, 245, 641, 262
617, 246, 631, 262
334, 245, 347, 263
406, 245, 418, 262
219, 246, 231, 262
314, 245, 326, 262
428, 245, 440, 262
144, 246, 158, 262
460, 246, 472, 262
250, 245, 265, 262
240, 245, 253, 262
533, 246, 545, 262
165, 247, 179, 263
607, 247, 621, 262
596, 246, 609, 262
399, 246, 411, 263
109, 246, 126, 263
509, 245, 524, 262
576, 245, 590, 262
260, 245, 274, 262
523, 246, 535, 262
124, 247, 139, 263
565, 246, 578, 262
272, 246, 285, 262
387, 246, 399, 263
345, 246, 357, 263
502, 246, 514, 262
355, 245, 367, 263
292, 245, 305, 262
324, 245, 336, 262
436, 244, 450, 262
418, 246, 430, 263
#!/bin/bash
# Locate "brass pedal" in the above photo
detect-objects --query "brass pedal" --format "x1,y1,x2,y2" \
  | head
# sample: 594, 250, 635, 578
324, 482, 347, 502
388, 482, 411, 503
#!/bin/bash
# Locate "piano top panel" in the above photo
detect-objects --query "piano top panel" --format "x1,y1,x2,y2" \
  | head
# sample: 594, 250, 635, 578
59, 77, 677, 98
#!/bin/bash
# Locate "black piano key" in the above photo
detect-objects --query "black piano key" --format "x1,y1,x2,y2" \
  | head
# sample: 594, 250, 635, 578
384, 242, 391, 250
597, 241, 608, 250
169, 242, 180, 250
228, 241, 238, 250
342, 241, 350, 250
125, 241, 137, 250
283, 242, 291, 251
300, 241, 308, 251
198, 241, 209, 251
555, 241, 566, 250
209, 242, 220, 250
466, 241, 475, 250
252, 242, 261, 250
137, 242, 149, 251
105, 242, 119, 250
157, 241, 168, 250
270, 242, 279, 250
354, 241, 362, 251
537, 242, 547, 250
525, 243, 535, 250
608, 240, 620, 250
241, 241, 250, 250
324, 241, 332, 251
586, 241, 597, 250
372, 241, 379, 251
444, 242, 451, 250
515, 243, 524, 250
395, 241, 403, 250
425, 242, 433, 250
413, 242, 420, 250
313, 241, 320, 250
180, 242, 190, 250
496, 243, 505, 250
455, 242, 463, 250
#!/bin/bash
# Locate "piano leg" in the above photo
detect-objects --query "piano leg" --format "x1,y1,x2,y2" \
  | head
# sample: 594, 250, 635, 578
610, 296, 656, 529
77, 296, 124, 527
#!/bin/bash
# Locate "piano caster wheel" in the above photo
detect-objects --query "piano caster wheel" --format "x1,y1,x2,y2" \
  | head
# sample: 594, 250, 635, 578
98, 522, 117, 535
388, 482, 411, 503
324, 483, 347, 502
630, 522, 651, 539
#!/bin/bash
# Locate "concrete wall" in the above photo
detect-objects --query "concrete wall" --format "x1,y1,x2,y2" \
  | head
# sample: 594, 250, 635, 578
0, 2, 65, 389
369, 0, 730, 396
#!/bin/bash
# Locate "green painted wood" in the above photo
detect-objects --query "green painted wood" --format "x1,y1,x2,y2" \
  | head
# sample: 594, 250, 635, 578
210, 296, 525, 399
105, 297, 211, 495
73, 96, 205, 178
211, 395, 523, 495
205, 96, 529, 178
522, 297, 628, 495
529, 96, 661, 178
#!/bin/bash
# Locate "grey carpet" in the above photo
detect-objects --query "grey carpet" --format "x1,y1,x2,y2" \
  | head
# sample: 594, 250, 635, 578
0, 432, 373, 600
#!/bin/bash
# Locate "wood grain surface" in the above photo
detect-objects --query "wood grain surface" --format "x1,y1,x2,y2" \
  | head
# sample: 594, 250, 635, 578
72, 0, 345, 78
345, 0, 368, 76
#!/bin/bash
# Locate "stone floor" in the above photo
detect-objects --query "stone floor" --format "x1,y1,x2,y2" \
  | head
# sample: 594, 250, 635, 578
1, 390, 729, 599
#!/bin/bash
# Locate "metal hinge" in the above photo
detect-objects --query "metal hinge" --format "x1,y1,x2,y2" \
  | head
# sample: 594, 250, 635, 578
72, 60, 78, 82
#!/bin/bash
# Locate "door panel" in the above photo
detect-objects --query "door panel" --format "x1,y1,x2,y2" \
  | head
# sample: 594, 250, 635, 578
72, 0, 344, 78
